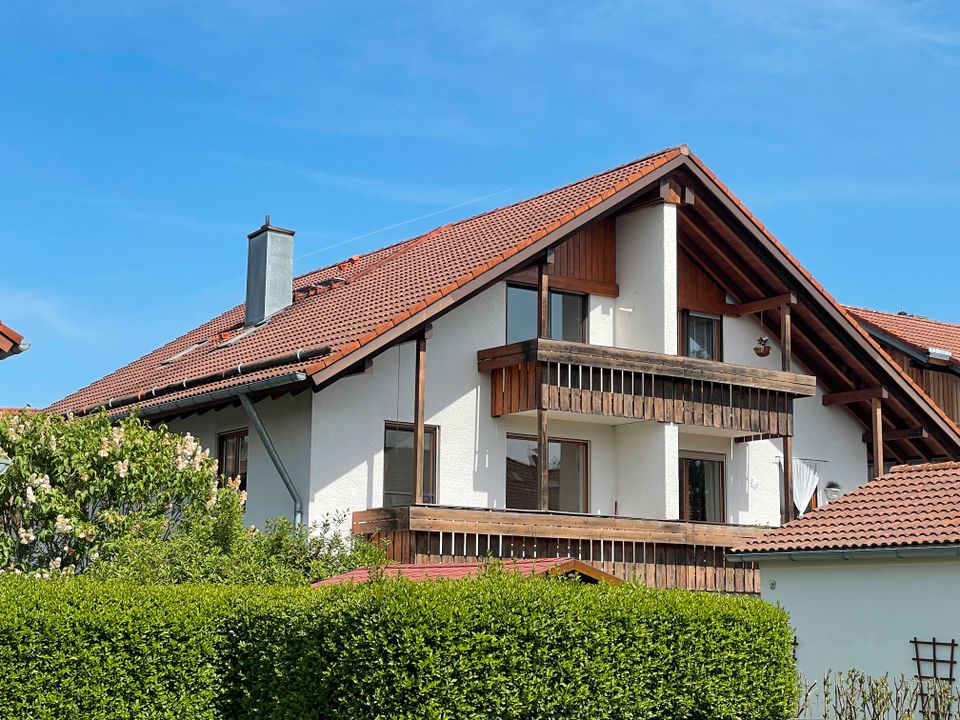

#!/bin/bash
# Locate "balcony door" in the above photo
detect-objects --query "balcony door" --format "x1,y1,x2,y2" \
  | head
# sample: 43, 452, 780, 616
679, 453, 725, 523
506, 434, 587, 513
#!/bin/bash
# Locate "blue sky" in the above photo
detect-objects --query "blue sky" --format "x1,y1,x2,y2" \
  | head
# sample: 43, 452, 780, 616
2, 1, 959, 408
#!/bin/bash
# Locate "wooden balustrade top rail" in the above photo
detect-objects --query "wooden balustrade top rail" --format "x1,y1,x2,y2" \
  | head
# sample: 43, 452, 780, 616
353, 505, 770, 548
477, 339, 816, 397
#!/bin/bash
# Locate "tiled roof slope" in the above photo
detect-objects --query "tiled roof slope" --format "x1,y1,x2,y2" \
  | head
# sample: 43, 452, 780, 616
737, 462, 960, 554
0, 321, 25, 359
49, 147, 684, 414
846, 306, 960, 368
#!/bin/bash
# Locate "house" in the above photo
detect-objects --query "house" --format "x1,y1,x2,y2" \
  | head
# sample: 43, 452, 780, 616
0, 321, 28, 360
48, 146, 960, 590
729, 461, 960, 682
847, 306, 960, 431
314, 557, 622, 586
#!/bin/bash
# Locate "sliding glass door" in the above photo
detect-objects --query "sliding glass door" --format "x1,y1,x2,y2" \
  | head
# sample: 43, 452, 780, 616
506, 435, 587, 513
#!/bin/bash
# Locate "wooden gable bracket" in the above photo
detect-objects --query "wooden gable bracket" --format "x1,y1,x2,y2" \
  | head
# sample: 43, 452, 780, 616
860, 426, 928, 444
822, 386, 888, 407
659, 178, 696, 206
734, 293, 797, 317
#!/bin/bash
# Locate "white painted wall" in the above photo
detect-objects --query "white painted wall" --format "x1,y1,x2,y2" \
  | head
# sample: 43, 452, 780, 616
615, 421, 679, 518
615, 204, 678, 354
759, 556, 960, 682
588, 295, 615, 346
166, 392, 312, 530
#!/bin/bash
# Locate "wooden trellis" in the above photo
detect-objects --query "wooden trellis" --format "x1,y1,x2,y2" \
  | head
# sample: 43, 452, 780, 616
912, 636, 957, 715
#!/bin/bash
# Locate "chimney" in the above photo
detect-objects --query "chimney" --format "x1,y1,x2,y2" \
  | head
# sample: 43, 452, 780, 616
245, 215, 295, 327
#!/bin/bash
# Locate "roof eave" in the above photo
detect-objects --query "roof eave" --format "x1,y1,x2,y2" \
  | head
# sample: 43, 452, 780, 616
728, 543, 960, 563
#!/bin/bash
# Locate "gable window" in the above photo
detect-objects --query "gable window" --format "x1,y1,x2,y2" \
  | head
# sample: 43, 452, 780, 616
679, 453, 724, 523
218, 429, 248, 492
681, 310, 722, 361
506, 434, 588, 513
506, 285, 587, 344
383, 422, 438, 507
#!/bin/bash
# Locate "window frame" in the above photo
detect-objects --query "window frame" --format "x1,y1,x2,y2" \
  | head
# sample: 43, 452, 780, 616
383, 421, 440, 507
679, 309, 723, 362
505, 282, 588, 344
217, 428, 249, 492
678, 451, 726, 523
505, 432, 590, 513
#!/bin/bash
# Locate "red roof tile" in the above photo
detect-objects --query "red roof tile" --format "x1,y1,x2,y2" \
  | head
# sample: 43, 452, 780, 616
736, 462, 960, 554
48, 147, 683, 415
0, 321, 25, 359
312, 557, 619, 585
846, 306, 960, 368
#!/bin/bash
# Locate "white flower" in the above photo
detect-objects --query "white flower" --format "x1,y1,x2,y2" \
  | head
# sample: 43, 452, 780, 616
25, 487, 35, 505
114, 459, 129, 477
226, 475, 241, 491
239, 491, 248, 505
17, 527, 34, 544
49, 557, 61, 571
54, 515, 73, 534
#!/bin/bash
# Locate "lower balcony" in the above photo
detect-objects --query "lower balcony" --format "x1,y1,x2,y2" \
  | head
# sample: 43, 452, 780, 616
353, 505, 768, 594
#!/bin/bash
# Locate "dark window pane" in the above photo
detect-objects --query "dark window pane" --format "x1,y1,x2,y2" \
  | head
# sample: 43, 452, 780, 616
506, 286, 538, 344
686, 313, 718, 360
383, 425, 436, 507
550, 291, 585, 342
506, 436, 586, 512
218, 430, 248, 492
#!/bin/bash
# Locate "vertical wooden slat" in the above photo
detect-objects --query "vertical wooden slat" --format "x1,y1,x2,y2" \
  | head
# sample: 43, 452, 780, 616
872, 397, 884, 478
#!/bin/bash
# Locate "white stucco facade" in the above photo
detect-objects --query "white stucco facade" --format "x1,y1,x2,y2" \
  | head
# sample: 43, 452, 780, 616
162, 200, 872, 533
759, 555, 960, 682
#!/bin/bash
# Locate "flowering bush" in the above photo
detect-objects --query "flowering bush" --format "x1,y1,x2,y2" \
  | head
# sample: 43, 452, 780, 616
0, 410, 216, 576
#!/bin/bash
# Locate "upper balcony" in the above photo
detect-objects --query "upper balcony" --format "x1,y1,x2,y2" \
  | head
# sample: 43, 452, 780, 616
478, 338, 816, 435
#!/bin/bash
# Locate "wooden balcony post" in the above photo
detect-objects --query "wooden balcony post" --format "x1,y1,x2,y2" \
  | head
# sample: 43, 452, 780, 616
537, 258, 551, 509
782, 434, 795, 524
413, 332, 427, 504
871, 397, 884, 479
780, 302, 791, 373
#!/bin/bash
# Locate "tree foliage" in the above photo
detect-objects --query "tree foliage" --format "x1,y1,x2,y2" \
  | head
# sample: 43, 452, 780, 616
0, 410, 215, 576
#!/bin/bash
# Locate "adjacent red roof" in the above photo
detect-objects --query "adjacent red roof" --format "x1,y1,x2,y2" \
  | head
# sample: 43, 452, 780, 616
0, 321, 26, 360
49, 146, 684, 415
846, 306, 960, 368
736, 462, 960, 554
313, 557, 620, 585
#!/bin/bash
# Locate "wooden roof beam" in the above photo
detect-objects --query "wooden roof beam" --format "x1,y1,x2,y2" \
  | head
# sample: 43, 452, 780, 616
860, 427, 928, 444
822, 387, 889, 406
736, 293, 797, 317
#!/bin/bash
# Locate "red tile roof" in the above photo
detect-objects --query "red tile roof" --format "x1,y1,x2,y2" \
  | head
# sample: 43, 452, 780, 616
49, 146, 684, 415
312, 557, 620, 585
42, 143, 960, 454
736, 462, 960, 554
0, 321, 26, 360
846, 306, 960, 368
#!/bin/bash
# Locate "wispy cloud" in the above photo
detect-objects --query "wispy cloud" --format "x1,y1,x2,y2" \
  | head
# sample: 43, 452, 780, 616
0, 286, 100, 343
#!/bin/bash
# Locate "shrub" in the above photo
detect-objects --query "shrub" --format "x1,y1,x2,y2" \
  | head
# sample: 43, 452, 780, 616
0, 574, 797, 720
0, 410, 217, 575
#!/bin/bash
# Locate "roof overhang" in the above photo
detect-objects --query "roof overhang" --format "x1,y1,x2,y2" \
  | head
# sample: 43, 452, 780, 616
728, 543, 960, 563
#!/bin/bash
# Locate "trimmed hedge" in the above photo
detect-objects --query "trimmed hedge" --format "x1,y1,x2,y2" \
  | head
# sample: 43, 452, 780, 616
0, 574, 797, 719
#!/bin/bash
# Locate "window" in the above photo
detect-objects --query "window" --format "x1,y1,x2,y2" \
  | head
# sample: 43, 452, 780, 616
506, 434, 587, 512
681, 310, 721, 361
679, 454, 724, 523
383, 422, 438, 507
218, 429, 248, 492
506, 285, 586, 344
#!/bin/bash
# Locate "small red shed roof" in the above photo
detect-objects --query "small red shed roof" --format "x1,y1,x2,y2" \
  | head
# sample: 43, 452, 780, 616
313, 557, 621, 586
735, 461, 960, 555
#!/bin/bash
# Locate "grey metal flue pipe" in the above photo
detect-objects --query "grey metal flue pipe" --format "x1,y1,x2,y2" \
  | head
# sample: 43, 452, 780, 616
238, 393, 303, 527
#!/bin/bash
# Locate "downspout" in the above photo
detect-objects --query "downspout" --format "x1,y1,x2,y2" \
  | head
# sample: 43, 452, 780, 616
238, 393, 303, 527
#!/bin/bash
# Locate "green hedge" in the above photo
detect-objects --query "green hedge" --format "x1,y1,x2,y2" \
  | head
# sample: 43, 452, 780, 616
0, 574, 797, 720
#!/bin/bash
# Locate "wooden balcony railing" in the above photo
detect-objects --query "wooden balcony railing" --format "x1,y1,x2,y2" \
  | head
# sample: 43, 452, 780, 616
477, 339, 816, 435
353, 505, 769, 594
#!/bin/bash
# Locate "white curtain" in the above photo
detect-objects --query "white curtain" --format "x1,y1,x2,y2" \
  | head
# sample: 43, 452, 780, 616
791, 458, 823, 516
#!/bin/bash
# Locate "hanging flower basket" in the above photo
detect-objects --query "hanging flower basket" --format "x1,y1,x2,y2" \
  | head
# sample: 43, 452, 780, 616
753, 336, 771, 357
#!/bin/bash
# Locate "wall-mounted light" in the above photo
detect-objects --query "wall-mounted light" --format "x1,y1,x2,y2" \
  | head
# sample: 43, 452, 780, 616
825, 482, 842, 502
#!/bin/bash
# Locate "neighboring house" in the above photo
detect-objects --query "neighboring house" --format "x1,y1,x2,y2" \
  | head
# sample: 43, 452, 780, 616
847, 306, 960, 430
0, 321, 28, 360
730, 461, 960, 682
48, 146, 960, 590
